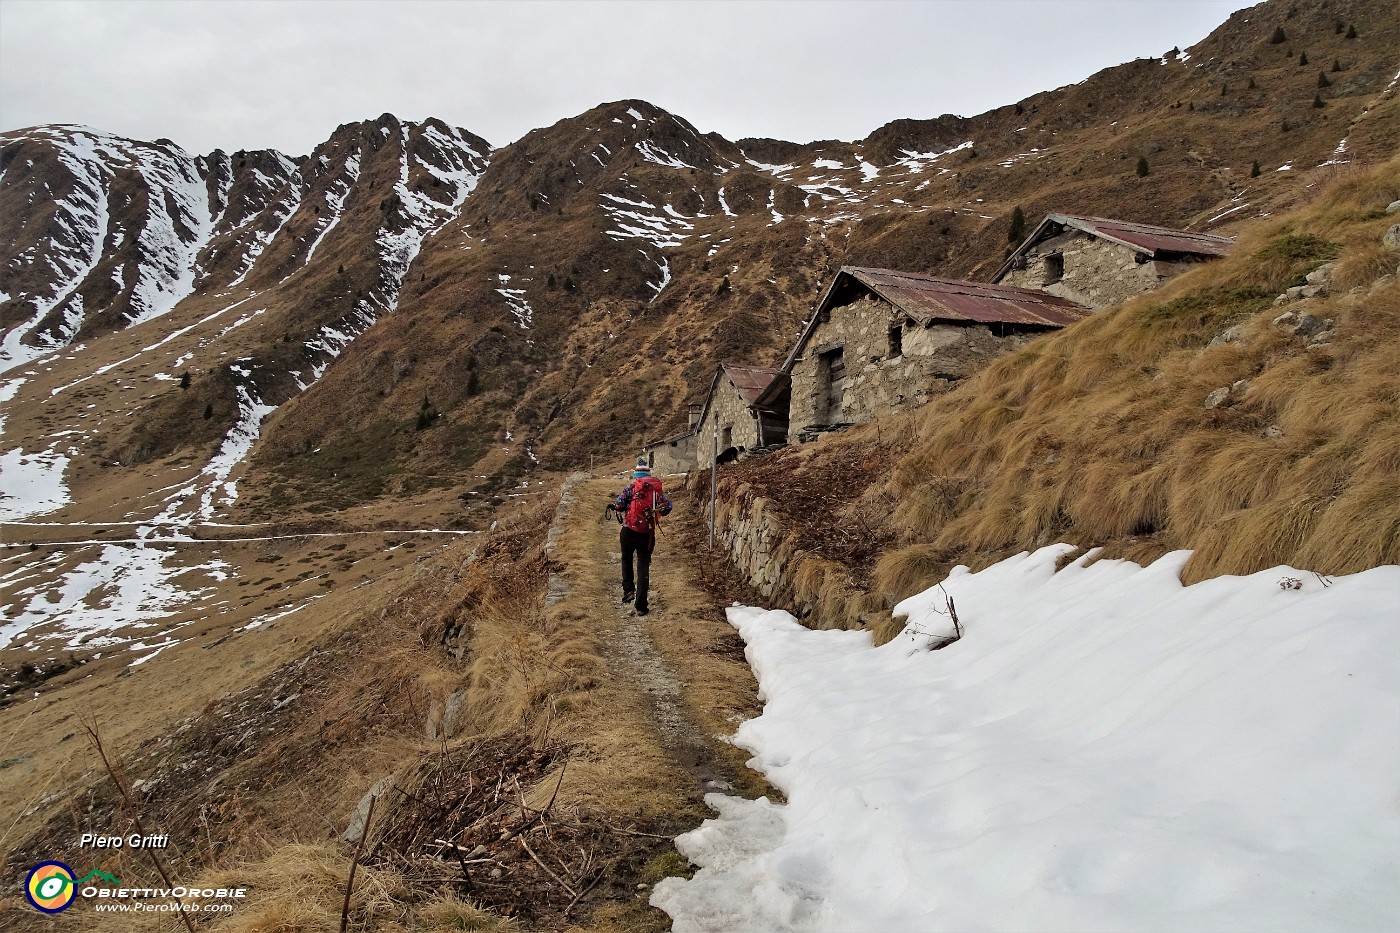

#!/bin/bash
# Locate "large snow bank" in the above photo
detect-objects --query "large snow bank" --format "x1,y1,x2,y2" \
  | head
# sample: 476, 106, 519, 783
653, 546, 1400, 932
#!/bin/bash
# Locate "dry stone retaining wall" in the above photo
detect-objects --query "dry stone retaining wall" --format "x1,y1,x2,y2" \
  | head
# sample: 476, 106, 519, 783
707, 475, 876, 631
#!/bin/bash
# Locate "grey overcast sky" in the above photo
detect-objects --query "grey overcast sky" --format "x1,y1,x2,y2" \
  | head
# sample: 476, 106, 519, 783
1, 0, 1254, 157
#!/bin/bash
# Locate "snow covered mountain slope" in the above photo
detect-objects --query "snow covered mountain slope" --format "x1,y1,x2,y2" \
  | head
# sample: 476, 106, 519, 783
0, 117, 491, 664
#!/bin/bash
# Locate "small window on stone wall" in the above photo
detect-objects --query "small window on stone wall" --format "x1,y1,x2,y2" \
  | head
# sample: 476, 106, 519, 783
1043, 253, 1065, 285
888, 325, 903, 359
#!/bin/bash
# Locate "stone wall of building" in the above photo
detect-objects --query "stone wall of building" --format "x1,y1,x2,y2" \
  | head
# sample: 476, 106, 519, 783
645, 431, 697, 475
788, 295, 1040, 429
706, 375, 762, 455
1000, 232, 1202, 309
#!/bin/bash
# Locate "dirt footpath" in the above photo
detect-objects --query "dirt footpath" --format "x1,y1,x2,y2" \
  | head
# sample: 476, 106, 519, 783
552, 475, 768, 803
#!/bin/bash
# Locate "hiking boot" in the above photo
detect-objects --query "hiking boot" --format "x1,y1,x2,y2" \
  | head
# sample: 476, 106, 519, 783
636, 606, 649, 616
622, 590, 635, 604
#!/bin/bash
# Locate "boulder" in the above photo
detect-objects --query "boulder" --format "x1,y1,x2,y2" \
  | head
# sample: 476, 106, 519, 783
342, 776, 393, 843
1208, 324, 1244, 347
1292, 313, 1331, 338
1384, 224, 1400, 251
1204, 387, 1231, 409
1305, 262, 1335, 287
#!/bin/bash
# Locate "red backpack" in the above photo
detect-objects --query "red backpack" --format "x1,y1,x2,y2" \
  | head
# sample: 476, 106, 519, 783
624, 476, 666, 532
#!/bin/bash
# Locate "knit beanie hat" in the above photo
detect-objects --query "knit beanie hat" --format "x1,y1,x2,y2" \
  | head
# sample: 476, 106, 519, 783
633, 457, 651, 475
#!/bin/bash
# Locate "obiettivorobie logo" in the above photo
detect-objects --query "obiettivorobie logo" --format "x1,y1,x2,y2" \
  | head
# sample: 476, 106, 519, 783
78, 869, 122, 886
24, 861, 83, 913
23, 865, 122, 913
24, 860, 246, 914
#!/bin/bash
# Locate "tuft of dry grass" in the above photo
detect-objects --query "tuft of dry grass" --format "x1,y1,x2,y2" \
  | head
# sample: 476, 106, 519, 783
193, 842, 409, 933
417, 895, 520, 931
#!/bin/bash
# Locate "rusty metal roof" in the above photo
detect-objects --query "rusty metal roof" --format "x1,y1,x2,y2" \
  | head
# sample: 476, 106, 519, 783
993, 212, 1234, 282
846, 268, 1088, 326
1056, 214, 1235, 257
783, 266, 1088, 370
721, 363, 783, 406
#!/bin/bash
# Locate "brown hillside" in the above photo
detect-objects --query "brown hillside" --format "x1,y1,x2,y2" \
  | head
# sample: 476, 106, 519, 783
232, 0, 1400, 524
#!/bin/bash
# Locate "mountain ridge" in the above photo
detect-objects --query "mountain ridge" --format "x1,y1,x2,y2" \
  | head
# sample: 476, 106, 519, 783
1, 0, 1396, 532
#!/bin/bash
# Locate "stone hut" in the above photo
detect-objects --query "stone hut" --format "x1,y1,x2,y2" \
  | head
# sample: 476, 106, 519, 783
642, 428, 698, 475
642, 403, 703, 475
782, 266, 1088, 431
993, 213, 1234, 309
693, 363, 787, 465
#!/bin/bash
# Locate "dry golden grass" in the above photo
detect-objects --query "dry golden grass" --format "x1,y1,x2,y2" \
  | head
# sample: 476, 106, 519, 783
197, 843, 409, 933
416, 895, 520, 931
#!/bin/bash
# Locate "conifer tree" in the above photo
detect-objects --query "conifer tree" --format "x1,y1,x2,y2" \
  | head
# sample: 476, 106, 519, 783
203, 404, 214, 420
1313, 94, 1326, 108
1250, 161, 1262, 177
1298, 52, 1308, 66
1007, 206, 1027, 246
1331, 59, 1342, 72
1345, 24, 1357, 39
1136, 156, 1150, 177
1269, 26, 1287, 44
416, 395, 437, 430
179, 371, 191, 390
1317, 72, 1330, 88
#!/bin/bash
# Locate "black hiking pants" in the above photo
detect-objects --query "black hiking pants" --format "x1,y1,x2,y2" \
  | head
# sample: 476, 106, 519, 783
620, 526, 656, 612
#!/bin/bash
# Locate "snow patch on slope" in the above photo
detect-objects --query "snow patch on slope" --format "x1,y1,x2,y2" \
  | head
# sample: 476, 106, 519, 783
0, 446, 71, 521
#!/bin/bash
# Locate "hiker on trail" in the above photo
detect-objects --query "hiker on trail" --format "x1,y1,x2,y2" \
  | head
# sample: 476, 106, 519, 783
614, 457, 672, 616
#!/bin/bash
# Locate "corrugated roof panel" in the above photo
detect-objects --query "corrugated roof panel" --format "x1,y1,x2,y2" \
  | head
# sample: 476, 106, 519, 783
1059, 214, 1235, 257
847, 268, 1090, 328
721, 363, 783, 405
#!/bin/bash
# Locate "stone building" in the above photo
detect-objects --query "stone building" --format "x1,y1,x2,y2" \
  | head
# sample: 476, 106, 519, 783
642, 365, 788, 473
993, 213, 1234, 309
642, 427, 698, 475
693, 363, 786, 464
782, 267, 1088, 431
